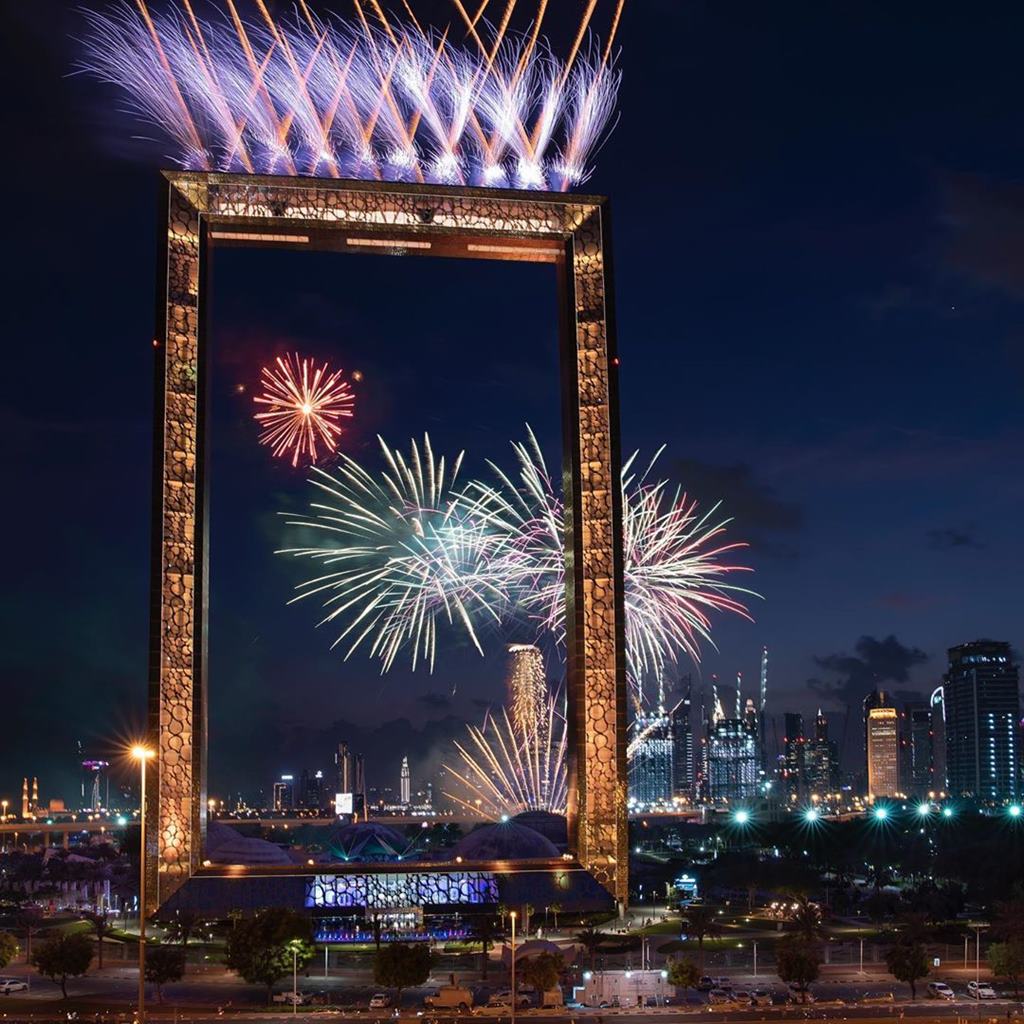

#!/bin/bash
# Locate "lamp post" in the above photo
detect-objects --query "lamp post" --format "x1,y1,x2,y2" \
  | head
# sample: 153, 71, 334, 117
130, 745, 155, 1024
510, 911, 517, 1024
753, 940, 758, 978
859, 937, 864, 976
292, 941, 299, 1014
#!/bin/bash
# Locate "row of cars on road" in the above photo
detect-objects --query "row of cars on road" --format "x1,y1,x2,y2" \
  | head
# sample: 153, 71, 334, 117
926, 980, 999, 1000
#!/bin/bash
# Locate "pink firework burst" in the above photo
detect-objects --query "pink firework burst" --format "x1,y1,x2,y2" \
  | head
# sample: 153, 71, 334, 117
253, 354, 355, 467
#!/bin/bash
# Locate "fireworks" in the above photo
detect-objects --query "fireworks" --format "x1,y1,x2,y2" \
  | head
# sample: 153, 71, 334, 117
254, 353, 355, 467
278, 435, 508, 672
282, 429, 756, 698
444, 680, 568, 818
79, 1, 623, 191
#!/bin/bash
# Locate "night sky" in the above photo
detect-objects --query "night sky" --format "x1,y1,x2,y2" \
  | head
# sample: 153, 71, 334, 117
4, 1, 1024, 804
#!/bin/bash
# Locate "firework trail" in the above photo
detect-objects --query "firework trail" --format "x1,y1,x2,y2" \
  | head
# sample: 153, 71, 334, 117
78, 1, 623, 190
254, 353, 355, 467
282, 428, 757, 703
278, 434, 510, 672
443, 685, 568, 817
466, 427, 759, 708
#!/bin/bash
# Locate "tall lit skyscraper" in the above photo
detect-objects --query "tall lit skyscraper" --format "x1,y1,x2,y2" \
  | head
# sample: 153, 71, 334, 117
671, 680, 695, 801
629, 710, 674, 805
707, 690, 759, 803
273, 775, 294, 811
903, 701, 934, 794
805, 709, 839, 795
944, 640, 1020, 804
782, 713, 806, 797
400, 756, 411, 806
865, 693, 900, 798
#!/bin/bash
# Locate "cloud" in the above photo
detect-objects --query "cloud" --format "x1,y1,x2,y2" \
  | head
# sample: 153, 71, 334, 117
808, 634, 928, 709
669, 456, 803, 558
927, 525, 983, 550
415, 692, 452, 712
941, 173, 1024, 297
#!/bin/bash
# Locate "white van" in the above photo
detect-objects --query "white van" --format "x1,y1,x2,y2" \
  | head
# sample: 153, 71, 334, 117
424, 985, 474, 1011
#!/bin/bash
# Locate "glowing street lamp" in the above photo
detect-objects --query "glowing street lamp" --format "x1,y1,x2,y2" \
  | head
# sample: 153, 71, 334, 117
941, 806, 954, 819
130, 744, 155, 1023
916, 802, 931, 817
733, 809, 751, 826
804, 807, 820, 823
510, 911, 518, 1024
1009, 804, 1022, 819
873, 806, 889, 821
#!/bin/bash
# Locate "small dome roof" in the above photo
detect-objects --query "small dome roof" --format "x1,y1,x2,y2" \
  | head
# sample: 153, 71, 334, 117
206, 822, 291, 866
452, 821, 558, 861
512, 811, 568, 847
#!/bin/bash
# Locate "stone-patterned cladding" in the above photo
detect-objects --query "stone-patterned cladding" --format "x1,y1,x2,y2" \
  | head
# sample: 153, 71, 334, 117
152, 172, 628, 908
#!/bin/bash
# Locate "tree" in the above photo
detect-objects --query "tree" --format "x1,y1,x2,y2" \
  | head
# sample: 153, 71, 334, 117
31, 932, 94, 999
17, 907, 44, 964
776, 937, 820, 1002
475, 916, 498, 979
789, 896, 823, 942
666, 958, 700, 1002
223, 908, 314, 1001
885, 939, 929, 1000
682, 906, 720, 971
0, 932, 19, 969
519, 952, 564, 994
988, 941, 1024, 999
368, 914, 384, 954
145, 945, 186, 1002
374, 942, 432, 1009
82, 910, 115, 969
575, 928, 603, 970
548, 903, 563, 931
165, 908, 203, 947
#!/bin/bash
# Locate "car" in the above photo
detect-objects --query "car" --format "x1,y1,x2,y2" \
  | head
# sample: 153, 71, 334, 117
696, 976, 715, 992
750, 989, 773, 1007
967, 982, 997, 1000
711, 976, 732, 989
487, 991, 531, 1009
707, 989, 737, 1006
271, 991, 309, 1006
0, 979, 28, 995
368, 993, 392, 1009
731, 990, 753, 1005
927, 982, 955, 1000
423, 985, 474, 1011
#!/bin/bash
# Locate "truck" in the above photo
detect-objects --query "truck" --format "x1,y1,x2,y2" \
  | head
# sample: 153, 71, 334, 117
541, 987, 564, 1009
578, 970, 671, 1008
423, 984, 474, 1011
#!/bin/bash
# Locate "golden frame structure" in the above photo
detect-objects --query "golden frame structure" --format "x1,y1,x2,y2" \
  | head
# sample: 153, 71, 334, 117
147, 171, 628, 910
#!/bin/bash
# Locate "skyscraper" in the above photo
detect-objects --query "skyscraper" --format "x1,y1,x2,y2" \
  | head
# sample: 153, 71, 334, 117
904, 701, 934, 794
629, 709, 674, 805
400, 756, 411, 806
782, 713, 806, 797
805, 709, 839, 796
707, 690, 759, 803
273, 775, 294, 811
943, 640, 1020, 804
336, 742, 352, 796
865, 693, 900, 798
670, 680, 695, 801
300, 769, 325, 809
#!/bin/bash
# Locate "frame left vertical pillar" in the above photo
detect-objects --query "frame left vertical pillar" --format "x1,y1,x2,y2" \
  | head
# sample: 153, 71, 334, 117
147, 174, 206, 911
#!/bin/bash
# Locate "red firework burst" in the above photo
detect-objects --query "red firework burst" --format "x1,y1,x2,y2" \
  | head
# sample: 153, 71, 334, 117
253, 353, 355, 467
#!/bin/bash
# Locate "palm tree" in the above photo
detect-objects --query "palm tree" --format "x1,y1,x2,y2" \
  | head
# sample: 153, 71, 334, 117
523, 903, 535, 936
82, 910, 115, 969
475, 916, 498, 979
575, 928, 603, 970
788, 896, 823, 943
369, 914, 384, 954
548, 903, 563, 932
682, 906, 720, 971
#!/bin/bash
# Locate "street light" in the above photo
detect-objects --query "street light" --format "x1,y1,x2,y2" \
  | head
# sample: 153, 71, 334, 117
916, 802, 931, 817
510, 911, 518, 1024
1009, 804, 1022, 819
130, 744, 155, 1024
803, 807, 819, 823
287, 939, 305, 1014
873, 806, 888, 821
733, 809, 750, 825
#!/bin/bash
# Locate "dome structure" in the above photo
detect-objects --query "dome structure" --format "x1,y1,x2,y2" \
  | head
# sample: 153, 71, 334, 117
451, 821, 558, 862
205, 822, 292, 866
327, 821, 414, 862
512, 811, 568, 848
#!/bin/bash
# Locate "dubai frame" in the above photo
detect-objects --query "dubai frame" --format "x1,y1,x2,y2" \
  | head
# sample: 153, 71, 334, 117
147, 171, 629, 910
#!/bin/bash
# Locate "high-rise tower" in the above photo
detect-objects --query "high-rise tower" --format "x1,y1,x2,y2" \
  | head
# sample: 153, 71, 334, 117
400, 755, 411, 806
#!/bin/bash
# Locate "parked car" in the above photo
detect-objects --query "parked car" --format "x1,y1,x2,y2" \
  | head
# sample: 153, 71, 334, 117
711, 976, 732, 989
731, 990, 753, 1005
271, 991, 309, 1006
488, 990, 531, 1009
927, 982, 955, 1000
750, 989, 773, 1007
967, 982, 997, 1000
424, 985, 474, 1011
707, 989, 737, 1006
696, 976, 715, 992
368, 993, 392, 1009
0, 980, 28, 995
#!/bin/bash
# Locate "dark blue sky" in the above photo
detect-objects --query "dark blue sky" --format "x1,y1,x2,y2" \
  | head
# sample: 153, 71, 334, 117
3, 1, 1024, 802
